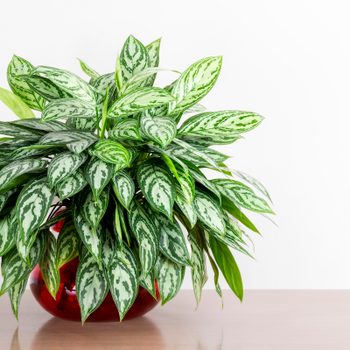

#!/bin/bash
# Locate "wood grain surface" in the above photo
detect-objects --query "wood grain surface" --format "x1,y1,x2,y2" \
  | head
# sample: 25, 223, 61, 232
0, 290, 349, 349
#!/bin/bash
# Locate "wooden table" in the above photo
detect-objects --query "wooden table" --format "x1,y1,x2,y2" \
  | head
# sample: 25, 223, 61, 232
0, 290, 349, 349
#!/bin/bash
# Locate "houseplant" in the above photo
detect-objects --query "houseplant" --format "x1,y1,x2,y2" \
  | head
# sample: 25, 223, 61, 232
0, 35, 273, 323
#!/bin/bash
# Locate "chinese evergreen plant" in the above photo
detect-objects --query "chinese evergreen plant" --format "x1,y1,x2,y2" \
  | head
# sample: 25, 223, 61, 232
0, 35, 273, 322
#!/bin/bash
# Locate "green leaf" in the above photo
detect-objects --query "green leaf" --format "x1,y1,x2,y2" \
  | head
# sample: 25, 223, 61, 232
8, 276, 28, 319
90, 73, 116, 96
33, 66, 96, 103
112, 170, 135, 210
0, 189, 17, 214
0, 211, 17, 255
194, 191, 226, 235
40, 234, 60, 299
178, 110, 263, 137
56, 221, 79, 268
41, 98, 96, 121
57, 169, 88, 200
76, 250, 108, 323
175, 192, 197, 228
156, 213, 190, 266
12, 118, 67, 132
145, 38, 161, 86
109, 118, 142, 141
89, 139, 131, 169
16, 177, 55, 244
67, 116, 96, 131
78, 59, 99, 79
189, 235, 206, 305
128, 201, 159, 274
209, 235, 243, 301
7, 55, 45, 111
181, 134, 241, 147
48, 152, 87, 188
140, 115, 176, 148
84, 158, 114, 200
155, 255, 185, 305
108, 247, 139, 320
73, 211, 103, 263
0, 87, 35, 119
169, 56, 222, 113
120, 35, 149, 85
212, 179, 273, 214
139, 272, 157, 299
102, 228, 115, 268
137, 162, 175, 218
82, 189, 109, 230
108, 87, 174, 118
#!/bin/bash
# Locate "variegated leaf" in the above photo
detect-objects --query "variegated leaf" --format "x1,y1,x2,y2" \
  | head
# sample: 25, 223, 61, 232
189, 235, 206, 305
76, 250, 108, 323
8, 276, 28, 319
108, 87, 174, 118
0, 87, 35, 119
16, 229, 45, 267
82, 189, 109, 230
155, 255, 185, 305
57, 169, 88, 200
120, 35, 149, 84
12, 118, 67, 132
112, 170, 135, 209
169, 56, 222, 113
108, 247, 138, 320
128, 201, 158, 274
48, 152, 87, 187
0, 189, 16, 214
90, 72, 116, 96
66, 116, 97, 131
137, 162, 175, 218
33, 66, 96, 103
42, 98, 97, 121
78, 59, 99, 79
102, 228, 115, 268
194, 191, 226, 235
109, 118, 142, 141
0, 121, 43, 139
89, 139, 131, 169
140, 115, 176, 148
40, 234, 60, 299
181, 134, 241, 146
85, 158, 114, 200
175, 192, 197, 228
56, 221, 79, 268
139, 273, 157, 299
16, 177, 55, 244
0, 212, 16, 255
171, 164, 195, 204
7, 55, 45, 111
212, 179, 273, 214
145, 38, 161, 86
178, 110, 263, 137
10, 145, 54, 161
156, 213, 190, 266
73, 211, 102, 263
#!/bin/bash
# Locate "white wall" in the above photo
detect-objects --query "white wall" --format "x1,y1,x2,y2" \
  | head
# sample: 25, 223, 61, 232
0, 0, 349, 289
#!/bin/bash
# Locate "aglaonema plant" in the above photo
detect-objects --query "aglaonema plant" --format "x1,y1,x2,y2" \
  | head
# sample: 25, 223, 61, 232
0, 35, 274, 322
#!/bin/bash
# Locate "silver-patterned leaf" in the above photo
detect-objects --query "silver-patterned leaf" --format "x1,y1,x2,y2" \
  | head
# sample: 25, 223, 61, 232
42, 98, 97, 121
137, 162, 175, 219
8, 276, 28, 319
178, 110, 263, 137
33, 66, 96, 103
102, 228, 115, 268
56, 221, 79, 269
212, 179, 273, 214
155, 255, 185, 305
145, 38, 161, 86
0, 189, 16, 214
48, 152, 87, 187
40, 234, 60, 299
169, 56, 222, 113
112, 170, 135, 209
84, 158, 114, 200
57, 169, 88, 200
76, 250, 108, 323
108, 87, 174, 118
120, 35, 149, 84
128, 201, 159, 274
109, 118, 142, 141
139, 272, 157, 299
7, 55, 45, 111
16, 177, 55, 244
82, 189, 109, 230
0, 212, 16, 255
0, 121, 42, 139
12, 118, 67, 132
90, 72, 116, 96
73, 211, 102, 263
66, 116, 97, 131
140, 115, 176, 148
175, 191, 197, 229
108, 247, 138, 320
194, 191, 226, 235
189, 235, 206, 305
89, 139, 131, 169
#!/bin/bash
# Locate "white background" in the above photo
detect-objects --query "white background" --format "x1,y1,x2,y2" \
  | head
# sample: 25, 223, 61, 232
0, 0, 349, 290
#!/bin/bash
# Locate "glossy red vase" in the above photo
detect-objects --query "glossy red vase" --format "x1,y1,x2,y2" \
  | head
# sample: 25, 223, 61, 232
30, 258, 160, 322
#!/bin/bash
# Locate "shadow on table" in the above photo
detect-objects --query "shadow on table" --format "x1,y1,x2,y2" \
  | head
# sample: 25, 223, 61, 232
10, 316, 164, 350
